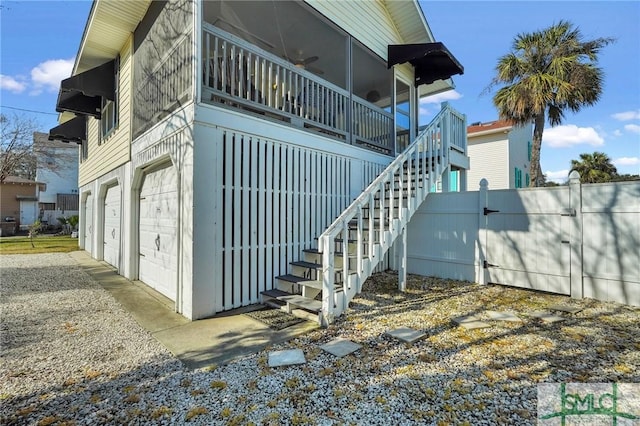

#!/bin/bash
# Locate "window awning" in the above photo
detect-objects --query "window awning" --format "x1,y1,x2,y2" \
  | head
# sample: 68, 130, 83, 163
55, 59, 115, 118
48, 116, 87, 144
388, 43, 464, 86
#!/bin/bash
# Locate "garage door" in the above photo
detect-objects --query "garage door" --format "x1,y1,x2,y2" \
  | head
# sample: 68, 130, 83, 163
139, 164, 178, 301
103, 185, 121, 269
84, 193, 93, 254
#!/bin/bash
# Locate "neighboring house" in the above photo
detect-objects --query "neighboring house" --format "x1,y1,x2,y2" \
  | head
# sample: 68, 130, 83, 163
49, 0, 467, 324
465, 119, 533, 190
0, 176, 46, 234
34, 132, 79, 226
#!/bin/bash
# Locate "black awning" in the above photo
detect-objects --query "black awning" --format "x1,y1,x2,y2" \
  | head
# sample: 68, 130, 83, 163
55, 59, 115, 118
48, 116, 87, 144
388, 42, 464, 86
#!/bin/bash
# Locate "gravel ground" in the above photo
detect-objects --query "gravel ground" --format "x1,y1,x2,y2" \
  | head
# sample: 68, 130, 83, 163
1, 253, 639, 425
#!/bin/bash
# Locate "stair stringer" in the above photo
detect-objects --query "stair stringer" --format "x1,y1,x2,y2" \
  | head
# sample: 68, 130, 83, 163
317, 103, 465, 326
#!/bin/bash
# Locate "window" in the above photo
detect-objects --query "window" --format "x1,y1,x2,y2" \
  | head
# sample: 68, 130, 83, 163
100, 55, 119, 141
39, 203, 56, 211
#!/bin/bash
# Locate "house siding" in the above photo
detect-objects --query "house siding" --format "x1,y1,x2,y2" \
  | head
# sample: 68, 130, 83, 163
466, 136, 510, 190
79, 36, 133, 187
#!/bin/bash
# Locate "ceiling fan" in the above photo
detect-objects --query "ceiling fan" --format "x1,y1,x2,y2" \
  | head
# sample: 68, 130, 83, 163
285, 54, 324, 75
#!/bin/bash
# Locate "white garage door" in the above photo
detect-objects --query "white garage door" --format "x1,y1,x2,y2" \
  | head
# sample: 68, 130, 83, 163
139, 164, 178, 301
84, 193, 93, 254
103, 185, 121, 269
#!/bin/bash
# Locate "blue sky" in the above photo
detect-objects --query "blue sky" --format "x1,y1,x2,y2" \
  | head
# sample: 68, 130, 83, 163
1, 1, 639, 182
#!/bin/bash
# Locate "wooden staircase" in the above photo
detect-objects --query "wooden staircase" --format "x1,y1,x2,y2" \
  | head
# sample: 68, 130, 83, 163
261, 103, 466, 326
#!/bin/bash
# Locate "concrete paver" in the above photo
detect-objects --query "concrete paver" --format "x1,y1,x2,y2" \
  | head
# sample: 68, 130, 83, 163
386, 327, 426, 344
485, 310, 522, 322
268, 349, 306, 367
320, 338, 362, 357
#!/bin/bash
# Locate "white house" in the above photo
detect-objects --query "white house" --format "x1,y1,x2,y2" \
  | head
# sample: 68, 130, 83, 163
49, 0, 468, 325
34, 132, 79, 226
465, 119, 533, 190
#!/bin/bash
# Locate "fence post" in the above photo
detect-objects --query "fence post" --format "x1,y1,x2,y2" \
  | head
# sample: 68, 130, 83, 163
477, 179, 489, 285
569, 171, 583, 299
398, 226, 407, 292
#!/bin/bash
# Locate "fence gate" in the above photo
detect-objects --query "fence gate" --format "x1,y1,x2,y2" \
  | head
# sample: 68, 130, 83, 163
484, 187, 572, 295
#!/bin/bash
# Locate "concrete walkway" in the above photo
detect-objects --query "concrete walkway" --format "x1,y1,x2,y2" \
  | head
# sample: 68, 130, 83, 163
69, 251, 319, 370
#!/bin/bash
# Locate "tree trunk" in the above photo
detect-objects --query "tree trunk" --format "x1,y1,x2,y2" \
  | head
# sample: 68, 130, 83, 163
530, 113, 545, 187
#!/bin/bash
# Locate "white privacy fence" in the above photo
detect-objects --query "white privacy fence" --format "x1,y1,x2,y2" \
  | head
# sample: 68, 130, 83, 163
406, 173, 640, 307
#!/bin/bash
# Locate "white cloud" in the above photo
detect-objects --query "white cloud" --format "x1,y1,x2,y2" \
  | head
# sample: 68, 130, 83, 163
613, 157, 640, 166
544, 169, 570, 183
30, 58, 74, 94
0, 74, 27, 93
613, 129, 623, 137
624, 124, 640, 134
612, 110, 640, 121
420, 90, 463, 105
542, 125, 604, 148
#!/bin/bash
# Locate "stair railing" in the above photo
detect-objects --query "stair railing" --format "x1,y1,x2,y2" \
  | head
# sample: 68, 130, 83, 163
318, 102, 465, 326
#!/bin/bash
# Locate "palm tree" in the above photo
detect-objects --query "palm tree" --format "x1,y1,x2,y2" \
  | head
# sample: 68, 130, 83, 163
487, 20, 613, 187
570, 151, 618, 183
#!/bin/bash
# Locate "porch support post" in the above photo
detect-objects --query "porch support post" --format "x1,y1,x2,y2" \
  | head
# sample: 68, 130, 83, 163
476, 178, 488, 285
398, 225, 407, 292
569, 171, 583, 299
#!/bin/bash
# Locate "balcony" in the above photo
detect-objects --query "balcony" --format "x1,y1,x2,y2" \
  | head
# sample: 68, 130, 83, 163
202, 24, 395, 155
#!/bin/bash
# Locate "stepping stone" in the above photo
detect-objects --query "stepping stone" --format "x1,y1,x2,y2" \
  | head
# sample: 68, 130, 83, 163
530, 311, 565, 323
548, 304, 583, 314
320, 338, 362, 357
485, 310, 522, 322
385, 327, 426, 344
268, 349, 306, 367
451, 315, 491, 330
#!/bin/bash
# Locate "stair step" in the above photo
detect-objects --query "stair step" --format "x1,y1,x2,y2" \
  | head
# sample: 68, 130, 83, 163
302, 248, 353, 257
279, 295, 322, 312
290, 260, 323, 269
261, 288, 293, 298
276, 274, 314, 284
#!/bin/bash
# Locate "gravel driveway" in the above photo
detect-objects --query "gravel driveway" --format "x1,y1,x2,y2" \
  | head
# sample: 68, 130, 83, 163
1, 253, 638, 425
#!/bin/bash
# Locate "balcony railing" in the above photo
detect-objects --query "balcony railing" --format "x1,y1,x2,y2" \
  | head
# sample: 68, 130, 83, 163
202, 24, 394, 154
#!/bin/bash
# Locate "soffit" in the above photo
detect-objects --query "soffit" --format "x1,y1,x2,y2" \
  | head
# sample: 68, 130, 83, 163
383, 0, 435, 44
74, 0, 151, 74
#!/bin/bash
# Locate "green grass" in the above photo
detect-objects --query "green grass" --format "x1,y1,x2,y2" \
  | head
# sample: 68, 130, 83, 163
0, 235, 79, 254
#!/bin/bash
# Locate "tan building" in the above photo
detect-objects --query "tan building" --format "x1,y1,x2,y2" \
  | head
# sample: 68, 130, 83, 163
0, 176, 46, 235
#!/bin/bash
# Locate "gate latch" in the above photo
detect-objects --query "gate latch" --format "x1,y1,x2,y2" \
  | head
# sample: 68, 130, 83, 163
484, 207, 500, 215
483, 260, 499, 269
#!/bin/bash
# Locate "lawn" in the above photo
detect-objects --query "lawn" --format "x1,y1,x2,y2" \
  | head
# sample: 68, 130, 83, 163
0, 235, 79, 254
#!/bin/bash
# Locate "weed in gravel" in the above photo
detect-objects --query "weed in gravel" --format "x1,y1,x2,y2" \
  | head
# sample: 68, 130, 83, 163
150, 406, 173, 419
285, 376, 300, 389
124, 394, 140, 403
220, 407, 232, 417
84, 369, 101, 380
210, 380, 227, 389
37, 416, 61, 426
185, 406, 208, 421
180, 378, 192, 388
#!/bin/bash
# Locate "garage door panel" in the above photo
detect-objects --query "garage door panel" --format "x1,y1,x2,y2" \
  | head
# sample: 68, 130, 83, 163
103, 185, 121, 269
139, 164, 178, 302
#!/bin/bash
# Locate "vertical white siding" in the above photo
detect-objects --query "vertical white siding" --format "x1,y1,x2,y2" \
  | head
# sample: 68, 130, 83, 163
214, 129, 385, 311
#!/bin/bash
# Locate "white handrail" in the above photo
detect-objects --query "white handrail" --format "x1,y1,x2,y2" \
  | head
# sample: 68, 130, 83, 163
318, 102, 464, 326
